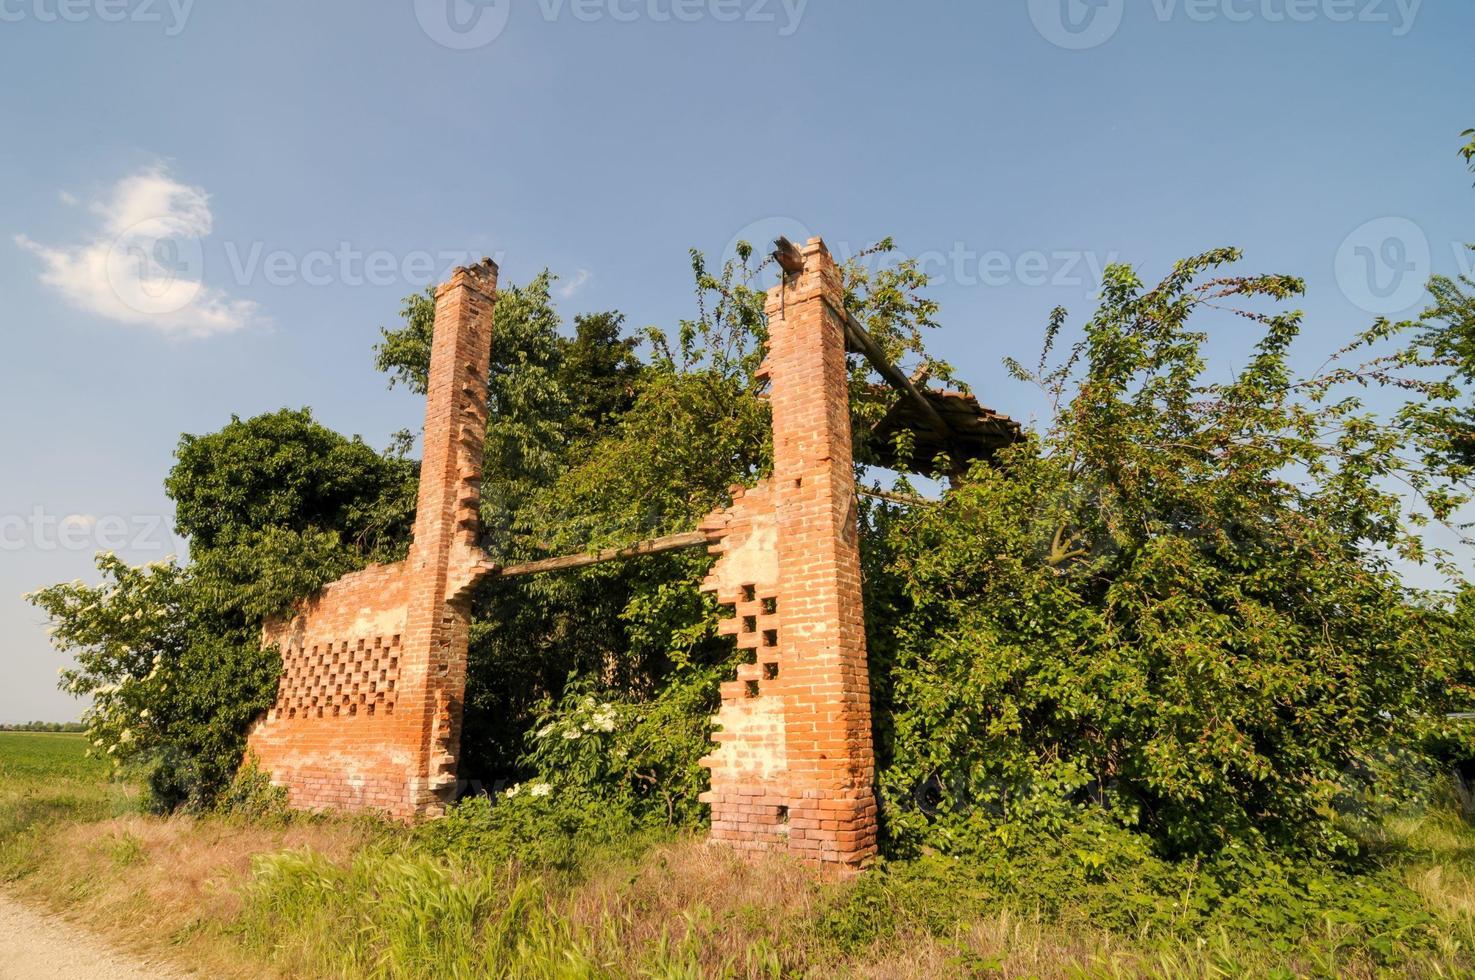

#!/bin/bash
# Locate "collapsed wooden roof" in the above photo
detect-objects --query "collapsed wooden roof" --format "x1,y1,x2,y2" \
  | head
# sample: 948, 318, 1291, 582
862, 384, 1020, 476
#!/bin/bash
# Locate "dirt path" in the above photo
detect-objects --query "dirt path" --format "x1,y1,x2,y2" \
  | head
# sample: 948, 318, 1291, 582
0, 893, 190, 979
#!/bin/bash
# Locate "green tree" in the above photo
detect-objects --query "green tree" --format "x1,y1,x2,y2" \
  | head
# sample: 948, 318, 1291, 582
30, 410, 418, 810
559, 311, 644, 437
868, 250, 1473, 861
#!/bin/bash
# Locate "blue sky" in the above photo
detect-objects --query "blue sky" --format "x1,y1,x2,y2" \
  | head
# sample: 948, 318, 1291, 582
1, 0, 1471, 722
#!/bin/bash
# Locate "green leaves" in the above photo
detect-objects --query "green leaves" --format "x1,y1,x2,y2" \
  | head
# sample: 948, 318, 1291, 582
869, 251, 1474, 862
30, 408, 419, 811
27, 553, 280, 811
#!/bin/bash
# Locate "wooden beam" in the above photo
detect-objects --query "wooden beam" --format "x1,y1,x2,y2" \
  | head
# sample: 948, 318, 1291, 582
858, 487, 937, 507
482, 486, 941, 582
493, 531, 712, 579
829, 297, 955, 451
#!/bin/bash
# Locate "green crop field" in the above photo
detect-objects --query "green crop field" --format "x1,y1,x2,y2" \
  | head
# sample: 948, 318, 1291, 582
0, 732, 106, 785
0, 731, 129, 878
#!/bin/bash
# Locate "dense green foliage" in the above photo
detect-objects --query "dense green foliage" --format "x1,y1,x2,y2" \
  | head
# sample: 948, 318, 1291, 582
27, 410, 416, 810
22, 147, 1475, 975
866, 251, 1475, 863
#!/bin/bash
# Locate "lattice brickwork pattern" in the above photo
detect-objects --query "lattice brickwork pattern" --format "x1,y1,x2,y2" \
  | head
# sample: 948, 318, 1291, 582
272, 634, 402, 721
244, 261, 499, 818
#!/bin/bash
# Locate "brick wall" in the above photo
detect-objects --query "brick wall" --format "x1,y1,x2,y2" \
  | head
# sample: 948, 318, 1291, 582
246, 240, 880, 868
246, 260, 499, 818
700, 238, 879, 871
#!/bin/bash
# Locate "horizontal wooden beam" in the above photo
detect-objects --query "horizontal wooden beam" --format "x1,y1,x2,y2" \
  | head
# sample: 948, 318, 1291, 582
858, 487, 937, 507
482, 487, 942, 582
493, 530, 713, 579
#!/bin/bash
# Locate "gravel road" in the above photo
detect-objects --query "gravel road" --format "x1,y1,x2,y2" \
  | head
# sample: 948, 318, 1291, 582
0, 893, 189, 979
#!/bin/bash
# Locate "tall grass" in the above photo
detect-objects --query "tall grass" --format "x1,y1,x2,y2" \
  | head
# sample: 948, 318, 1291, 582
0, 732, 132, 879
239, 850, 603, 978
6, 734, 1475, 977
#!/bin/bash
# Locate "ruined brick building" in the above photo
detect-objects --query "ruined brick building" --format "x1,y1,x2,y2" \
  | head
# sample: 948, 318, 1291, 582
246, 237, 1017, 870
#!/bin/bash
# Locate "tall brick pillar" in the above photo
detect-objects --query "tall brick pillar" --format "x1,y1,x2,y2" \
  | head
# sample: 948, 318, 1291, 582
701, 238, 878, 869
247, 259, 497, 816
766, 238, 878, 868
400, 259, 498, 812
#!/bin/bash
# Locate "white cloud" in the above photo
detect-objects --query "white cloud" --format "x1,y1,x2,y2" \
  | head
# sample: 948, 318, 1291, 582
16, 166, 258, 338
559, 268, 592, 299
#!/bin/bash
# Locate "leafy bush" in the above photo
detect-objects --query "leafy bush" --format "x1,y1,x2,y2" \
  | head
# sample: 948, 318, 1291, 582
28, 410, 417, 811
815, 830, 1446, 969
867, 252, 1475, 861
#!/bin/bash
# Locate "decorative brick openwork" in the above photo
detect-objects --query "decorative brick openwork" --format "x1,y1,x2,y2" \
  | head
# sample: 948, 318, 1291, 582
272, 634, 402, 722
698, 240, 879, 870
245, 260, 500, 818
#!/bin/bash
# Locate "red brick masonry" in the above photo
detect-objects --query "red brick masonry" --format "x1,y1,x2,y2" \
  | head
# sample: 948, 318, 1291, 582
246, 260, 499, 818
698, 239, 878, 870
247, 241, 878, 867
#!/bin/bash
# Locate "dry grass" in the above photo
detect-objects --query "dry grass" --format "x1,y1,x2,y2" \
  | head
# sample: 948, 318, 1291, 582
6, 735, 1475, 978
567, 839, 825, 965
10, 812, 1475, 979
9, 813, 379, 979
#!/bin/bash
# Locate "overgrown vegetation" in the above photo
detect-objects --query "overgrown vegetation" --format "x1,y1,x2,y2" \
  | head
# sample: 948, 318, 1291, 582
18, 131, 1475, 977
5, 734, 1475, 977
25, 410, 417, 811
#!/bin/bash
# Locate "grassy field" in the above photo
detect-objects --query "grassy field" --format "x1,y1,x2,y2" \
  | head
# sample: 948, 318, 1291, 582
0, 732, 121, 871
4, 734, 1475, 977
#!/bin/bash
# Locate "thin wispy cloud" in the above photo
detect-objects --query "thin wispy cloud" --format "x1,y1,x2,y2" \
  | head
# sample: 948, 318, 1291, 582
16, 166, 258, 338
559, 268, 592, 299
